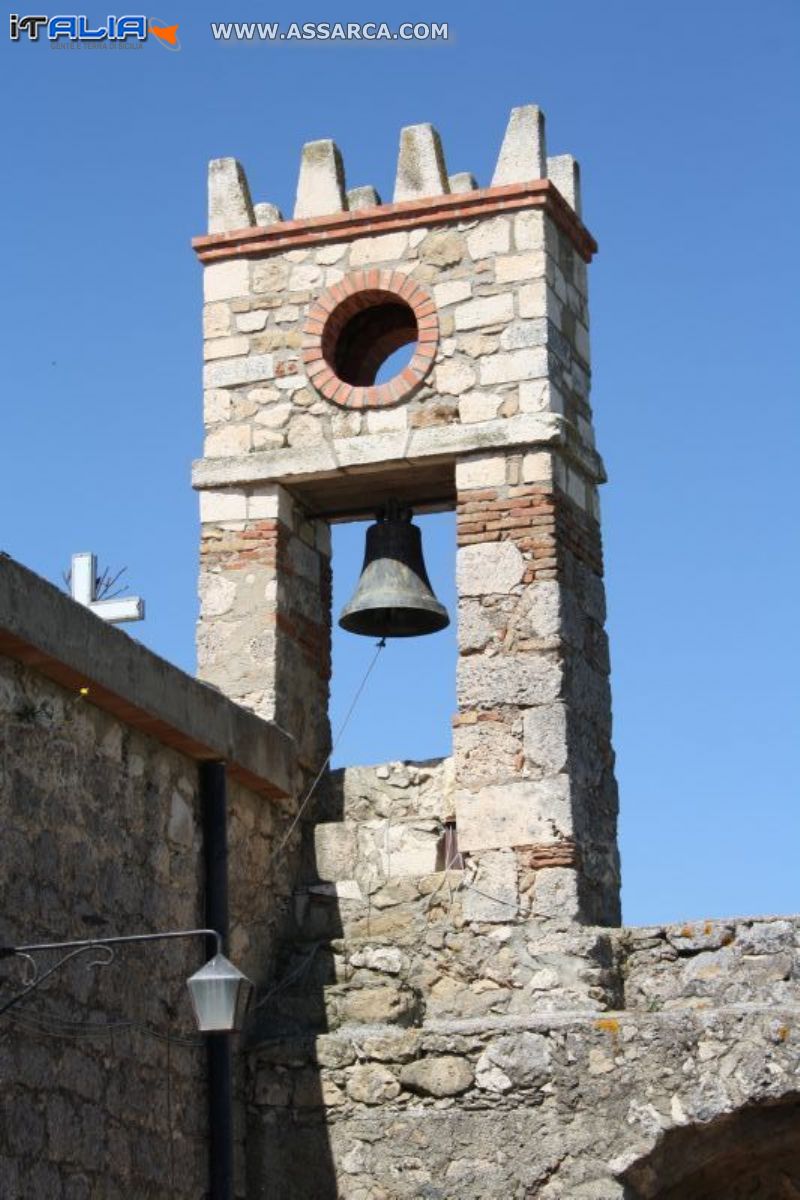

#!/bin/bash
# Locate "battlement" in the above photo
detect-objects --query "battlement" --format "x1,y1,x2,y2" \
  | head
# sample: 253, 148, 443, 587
193, 105, 595, 265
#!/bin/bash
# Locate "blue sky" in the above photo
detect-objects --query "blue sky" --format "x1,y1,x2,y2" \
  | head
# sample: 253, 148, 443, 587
2, 0, 798, 925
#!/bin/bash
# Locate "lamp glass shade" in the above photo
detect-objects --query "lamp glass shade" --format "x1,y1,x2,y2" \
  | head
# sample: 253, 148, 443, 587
186, 953, 253, 1032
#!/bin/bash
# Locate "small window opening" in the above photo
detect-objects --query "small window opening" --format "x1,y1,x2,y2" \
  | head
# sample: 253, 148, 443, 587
436, 822, 465, 871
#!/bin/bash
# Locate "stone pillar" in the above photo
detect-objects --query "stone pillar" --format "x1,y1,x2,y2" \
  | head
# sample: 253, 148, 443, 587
452, 203, 619, 925
197, 483, 331, 772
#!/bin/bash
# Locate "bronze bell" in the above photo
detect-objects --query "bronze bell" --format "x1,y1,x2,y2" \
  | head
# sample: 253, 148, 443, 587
338, 502, 450, 638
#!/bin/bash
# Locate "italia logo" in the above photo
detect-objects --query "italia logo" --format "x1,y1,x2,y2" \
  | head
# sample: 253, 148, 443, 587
9, 13, 181, 48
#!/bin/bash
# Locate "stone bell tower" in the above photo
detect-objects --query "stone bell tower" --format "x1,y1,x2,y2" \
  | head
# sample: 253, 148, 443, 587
193, 103, 619, 928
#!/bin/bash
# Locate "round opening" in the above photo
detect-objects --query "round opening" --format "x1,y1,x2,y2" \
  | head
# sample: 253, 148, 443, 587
322, 291, 418, 387
303, 271, 438, 409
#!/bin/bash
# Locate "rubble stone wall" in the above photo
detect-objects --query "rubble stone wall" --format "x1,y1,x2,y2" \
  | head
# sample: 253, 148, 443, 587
0, 653, 294, 1199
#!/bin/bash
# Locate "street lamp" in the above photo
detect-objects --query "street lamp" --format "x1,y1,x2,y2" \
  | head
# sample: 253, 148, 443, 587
0, 928, 253, 1032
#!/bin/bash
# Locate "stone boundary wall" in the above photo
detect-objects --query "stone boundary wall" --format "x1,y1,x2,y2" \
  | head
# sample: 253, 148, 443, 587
247, 993, 800, 1199
0, 557, 299, 1198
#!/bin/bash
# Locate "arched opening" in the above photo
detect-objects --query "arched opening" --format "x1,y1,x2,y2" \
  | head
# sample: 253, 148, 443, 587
622, 1096, 800, 1200
322, 292, 417, 386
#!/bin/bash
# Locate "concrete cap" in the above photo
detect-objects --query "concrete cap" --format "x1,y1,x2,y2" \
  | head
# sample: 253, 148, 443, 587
491, 105, 547, 186
208, 157, 255, 234
294, 139, 346, 219
254, 201, 283, 227
547, 154, 582, 215
448, 172, 478, 194
394, 124, 449, 202
347, 185, 381, 211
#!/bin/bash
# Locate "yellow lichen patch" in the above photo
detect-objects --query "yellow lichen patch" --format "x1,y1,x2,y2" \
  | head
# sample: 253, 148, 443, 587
594, 1018, 620, 1036
680, 924, 693, 938
703, 921, 712, 935
777, 1025, 790, 1042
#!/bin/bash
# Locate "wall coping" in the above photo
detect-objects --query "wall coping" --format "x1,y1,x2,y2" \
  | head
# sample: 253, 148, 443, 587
0, 554, 296, 799
192, 179, 598, 265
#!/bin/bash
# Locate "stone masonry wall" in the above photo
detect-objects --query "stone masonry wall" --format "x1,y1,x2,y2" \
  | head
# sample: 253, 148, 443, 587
197, 482, 331, 770
0, 652, 295, 1198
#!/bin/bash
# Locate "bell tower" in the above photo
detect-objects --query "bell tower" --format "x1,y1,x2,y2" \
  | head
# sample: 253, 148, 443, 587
193, 104, 620, 926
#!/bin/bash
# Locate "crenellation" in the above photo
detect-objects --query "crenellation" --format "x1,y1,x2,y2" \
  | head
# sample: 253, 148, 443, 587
492, 104, 547, 186
208, 156, 254, 233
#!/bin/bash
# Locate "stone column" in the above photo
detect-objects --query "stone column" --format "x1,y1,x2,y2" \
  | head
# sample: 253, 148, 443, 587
197, 483, 331, 772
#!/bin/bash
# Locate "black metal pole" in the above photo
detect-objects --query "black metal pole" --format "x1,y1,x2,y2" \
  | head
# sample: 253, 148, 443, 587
200, 760, 233, 1200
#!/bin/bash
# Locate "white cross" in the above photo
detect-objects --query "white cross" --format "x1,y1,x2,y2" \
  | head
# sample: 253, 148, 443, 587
70, 552, 145, 625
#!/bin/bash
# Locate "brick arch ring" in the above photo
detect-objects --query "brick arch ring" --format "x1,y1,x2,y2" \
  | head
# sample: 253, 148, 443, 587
301, 270, 439, 409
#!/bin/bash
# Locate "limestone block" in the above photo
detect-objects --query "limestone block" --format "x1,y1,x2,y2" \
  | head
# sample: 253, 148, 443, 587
294, 139, 346, 218
249, 395, 289, 426
455, 778, 572, 853
203, 303, 232, 338
199, 573, 237, 618
547, 153, 582, 214
492, 105, 547, 186
345, 1064, 400, 1104
394, 124, 449, 201
522, 451, 553, 483
342, 988, 415, 1028
518, 280, 549, 321
455, 454, 507, 490
466, 218, 511, 260
347, 185, 381, 210
500, 320, 546, 351
533, 866, 581, 918
203, 389, 231, 424
454, 293, 514, 332
313, 824, 358, 881
518, 380, 551, 414
495, 252, 545, 285
514, 210, 546, 251
236, 311, 267, 333
204, 335, 250, 361
203, 355, 274, 390
349, 946, 405, 975
366, 407, 408, 433
523, 703, 569, 773
367, 821, 441, 879
435, 359, 476, 396
208, 157, 254, 234
457, 653, 562, 709
434, 280, 472, 308
349, 231, 408, 266
478, 1032, 551, 1089
480, 348, 548, 385
254, 201, 283, 226
289, 261, 324, 290
246, 484, 292, 522
316, 242, 347, 264
453, 721, 521, 789
457, 541, 525, 596
458, 392, 502, 423
287, 414, 324, 448
457, 601, 496, 652
419, 230, 465, 266
448, 172, 477, 193
399, 1057, 474, 1097
251, 259, 289, 294
198, 490, 247, 523
463, 849, 518, 922
203, 260, 249, 302
205, 424, 252, 458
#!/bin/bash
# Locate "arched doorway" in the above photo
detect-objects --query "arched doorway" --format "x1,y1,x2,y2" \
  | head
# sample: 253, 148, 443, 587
622, 1095, 800, 1199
